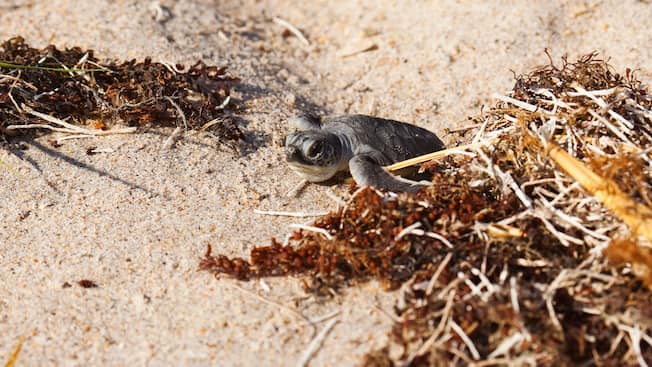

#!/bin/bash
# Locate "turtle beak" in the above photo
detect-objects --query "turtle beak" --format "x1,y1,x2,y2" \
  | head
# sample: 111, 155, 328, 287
285, 145, 303, 163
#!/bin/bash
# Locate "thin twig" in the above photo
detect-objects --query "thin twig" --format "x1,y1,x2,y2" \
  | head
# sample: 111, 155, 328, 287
229, 282, 314, 327
449, 319, 481, 360
308, 310, 340, 324
426, 253, 453, 295
394, 222, 423, 241
6, 124, 80, 134
287, 179, 309, 197
394, 222, 454, 248
487, 332, 530, 359
164, 96, 188, 129
325, 189, 347, 208
288, 224, 333, 240
0, 73, 37, 90
492, 93, 541, 113
3, 335, 25, 367
12, 104, 136, 136
254, 209, 329, 218
402, 290, 456, 367
296, 318, 339, 367
162, 126, 183, 150
273, 17, 311, 47
0, 61, 106, 72
386, 143, 482, 172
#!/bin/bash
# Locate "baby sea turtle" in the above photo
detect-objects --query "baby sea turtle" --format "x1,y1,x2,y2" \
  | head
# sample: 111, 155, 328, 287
285, 114, 445, 193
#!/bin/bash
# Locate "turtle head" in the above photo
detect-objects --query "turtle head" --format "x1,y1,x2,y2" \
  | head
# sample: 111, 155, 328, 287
285, 130, 343, 182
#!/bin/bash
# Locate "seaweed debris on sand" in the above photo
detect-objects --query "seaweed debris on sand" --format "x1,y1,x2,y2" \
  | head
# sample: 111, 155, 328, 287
0, 37, 242, 143
201, 53, 652, 366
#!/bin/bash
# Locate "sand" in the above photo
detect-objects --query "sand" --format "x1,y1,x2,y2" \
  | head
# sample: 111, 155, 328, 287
0, 0, 651, 366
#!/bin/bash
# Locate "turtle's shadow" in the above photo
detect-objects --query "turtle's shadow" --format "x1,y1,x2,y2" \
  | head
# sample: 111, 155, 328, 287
232, 58, 329, 157
236, 82, 325, 117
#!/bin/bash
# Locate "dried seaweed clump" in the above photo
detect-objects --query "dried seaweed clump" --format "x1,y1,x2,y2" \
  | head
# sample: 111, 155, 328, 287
0, 37, 242, 141
201, 54, 652, 366
202, 171, 520, 289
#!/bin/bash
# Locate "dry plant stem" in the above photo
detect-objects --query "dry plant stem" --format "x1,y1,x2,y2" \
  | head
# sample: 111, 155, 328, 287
492, 93, 541, 113
273, 17, 311, 47
394, 222, 423, 241
228, 282, 314, 330
546, 268, 619, 334
371, 302, 402, 323
509, 276, 520, 313
487, 332, 529, 359
450, 319, 481, 360
84, 60, 112, 73
394, 222, 454, 248
570, 84, 635, 130
470, 268, 498, 300
537, 196, 611, 242
0, 73, 37, 90
296, 318, 339, 367
6, 124, 80, 134
0, 61, 104, 73
161, 126, 183, 150
401, 290, 456, 367
617, 324, 651, 367
307, 310, 340, 324
587, 109, 634, 145
288, 224, 333, 240
3, 336, 24, 367
485, 223, 526, 239
476, 148, 533, 209
287, 179, 308, 197
325, 189, 347, 208
546, 142, 652, 243
340, 44, 379, 58
7, 89, 22, 113
426, 252, 454, 295
254, 209, 330, 218
87, 147, 113, 154
216, 95, 231, 110
544, 270, 567, 332
57, 134, 98, 142
164, 96, 188, 129
472, 116, 491, 144
385, 143, 481, 172
21, 105, 81, 131
199, 100, 231, 131
8, 104, 137, 136
474, 355, 541, 367
531, 211, 583, 246
447, 122, 483, 134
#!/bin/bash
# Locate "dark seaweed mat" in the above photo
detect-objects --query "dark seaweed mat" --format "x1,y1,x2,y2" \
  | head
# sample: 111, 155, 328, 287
201, 54, 652, 366
201, 160, 522, 290
0, 37, 242, 141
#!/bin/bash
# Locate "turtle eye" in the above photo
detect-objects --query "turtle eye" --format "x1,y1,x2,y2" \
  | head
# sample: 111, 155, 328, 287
307, 141, 323, 158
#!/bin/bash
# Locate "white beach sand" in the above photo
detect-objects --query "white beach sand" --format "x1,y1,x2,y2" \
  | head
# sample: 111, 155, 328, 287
1, 1, 651, 365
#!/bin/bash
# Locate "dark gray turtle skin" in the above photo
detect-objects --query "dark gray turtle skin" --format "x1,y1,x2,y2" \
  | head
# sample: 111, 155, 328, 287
285, 114, 445, 193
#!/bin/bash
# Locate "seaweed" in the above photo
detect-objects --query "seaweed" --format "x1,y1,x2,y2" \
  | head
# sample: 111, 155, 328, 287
201, 53, 652, 366
0, 37, 242, 142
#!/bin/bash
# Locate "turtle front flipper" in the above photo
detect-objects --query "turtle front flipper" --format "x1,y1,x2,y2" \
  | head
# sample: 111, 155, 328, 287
349, 153, 430, 193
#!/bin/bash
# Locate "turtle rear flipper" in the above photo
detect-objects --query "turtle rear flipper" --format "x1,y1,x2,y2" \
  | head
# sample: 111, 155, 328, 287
349, 153, 430, 193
